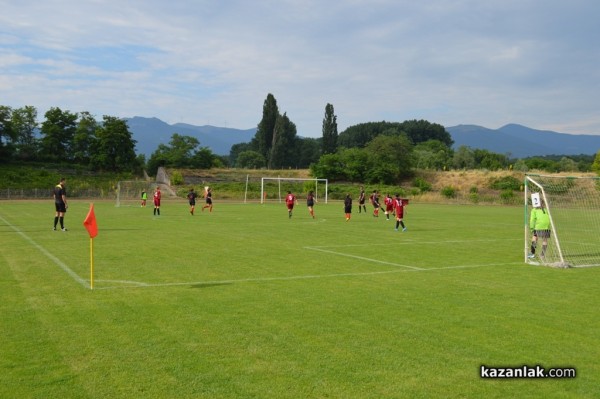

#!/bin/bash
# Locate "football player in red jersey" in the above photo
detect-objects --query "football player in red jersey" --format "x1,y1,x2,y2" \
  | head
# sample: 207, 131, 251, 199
394, 194, 407, 232
384, 193, 394, 220
285, 191, 297, 219
153, 186, 161, 216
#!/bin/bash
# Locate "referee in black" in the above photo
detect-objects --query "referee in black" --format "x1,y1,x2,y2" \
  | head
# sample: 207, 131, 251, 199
53, 178, 68, 231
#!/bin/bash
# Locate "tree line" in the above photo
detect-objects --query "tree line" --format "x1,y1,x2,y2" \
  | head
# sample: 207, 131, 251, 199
2, 99, 599, 184
0, 105, 140, 172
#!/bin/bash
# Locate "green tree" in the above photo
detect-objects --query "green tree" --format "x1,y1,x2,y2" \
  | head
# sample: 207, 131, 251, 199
400, 119, 453, 147
364, 134, 414, 184
339, 147, 370, 181
165, 133, 201, 167
321, 103, 338, 155
413, 140, 453, 170
296, 137, 321, 169
523, 157, 559, 172
0, 105, 15, 162
253, 93, 279, 165
452, 146, 475, 169
147, 133, 218, 172
40, 107, 78, 162
191, 146, 219, 169
236, 150, 266, 169
269, 112, 297, 169
147, 143, 170, 175
473, 149, 508, 170
338, 120, 453, 149
230, 142, 252, 167
72, 111, 98, 164
592, 150, 600, 175
558, 156, 578, 172
12, 105, 39, 161
91, 116, 137, 172
309, 153, 346, 180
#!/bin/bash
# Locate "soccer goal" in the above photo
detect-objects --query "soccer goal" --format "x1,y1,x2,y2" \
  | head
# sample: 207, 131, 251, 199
524, 174, 600, 268
260, 177, 328, 204
116, 180, 152, 207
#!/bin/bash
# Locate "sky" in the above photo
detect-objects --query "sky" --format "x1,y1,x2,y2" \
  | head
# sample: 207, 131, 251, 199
1, 0, 600, 138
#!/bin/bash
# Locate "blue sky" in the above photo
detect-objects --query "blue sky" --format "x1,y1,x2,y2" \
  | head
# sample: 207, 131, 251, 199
1, 0, 599, 137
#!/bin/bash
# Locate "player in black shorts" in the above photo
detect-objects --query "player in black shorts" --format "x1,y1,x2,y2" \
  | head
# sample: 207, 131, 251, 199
187, 188, 197, 215
358, 186, 366, 213
53, 178, 68, 231
202, 187, 213, 212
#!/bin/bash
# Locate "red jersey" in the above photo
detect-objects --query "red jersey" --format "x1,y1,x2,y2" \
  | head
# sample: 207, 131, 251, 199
394, 198, 404, 218
153, 189, 161, 205
384, 196, 394, 211
285, 193, 296, 205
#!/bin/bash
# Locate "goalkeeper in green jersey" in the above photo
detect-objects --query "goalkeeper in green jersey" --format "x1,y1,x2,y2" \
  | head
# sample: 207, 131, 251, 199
528, 200, 551, 259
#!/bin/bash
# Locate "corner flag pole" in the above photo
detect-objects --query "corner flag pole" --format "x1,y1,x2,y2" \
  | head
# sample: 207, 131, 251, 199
83, 203, 99, 290
90, 238, 94, 290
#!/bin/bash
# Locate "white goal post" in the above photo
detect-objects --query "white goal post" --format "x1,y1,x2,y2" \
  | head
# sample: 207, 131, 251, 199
116, 180, 153, 207
260, 177, 328, 204
524, 174, 600, 268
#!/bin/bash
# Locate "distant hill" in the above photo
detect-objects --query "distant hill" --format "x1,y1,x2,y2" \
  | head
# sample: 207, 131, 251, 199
126, 117, 256, 157
447, 124, 600, 158
126, 117, 600, 159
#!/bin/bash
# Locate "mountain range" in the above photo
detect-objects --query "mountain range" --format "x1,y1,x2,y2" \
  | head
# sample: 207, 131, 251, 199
126, 117, 256, 158
447, 124, 600, 158
126, 117, 600, 159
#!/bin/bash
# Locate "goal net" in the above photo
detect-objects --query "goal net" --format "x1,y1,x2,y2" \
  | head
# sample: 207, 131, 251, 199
524, 174, 600, 268
260, 177, 328, 204
116, 180, 153, 207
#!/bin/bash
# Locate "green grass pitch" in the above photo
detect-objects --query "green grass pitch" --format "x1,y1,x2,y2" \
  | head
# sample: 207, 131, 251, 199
1, 199, 599, 398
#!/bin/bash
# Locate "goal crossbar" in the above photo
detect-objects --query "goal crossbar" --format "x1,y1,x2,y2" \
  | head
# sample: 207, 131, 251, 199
260, 177, 328, 204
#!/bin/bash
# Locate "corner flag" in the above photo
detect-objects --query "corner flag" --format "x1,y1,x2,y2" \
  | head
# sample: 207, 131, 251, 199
83, 203, 98, 238
83, 203, 98, 289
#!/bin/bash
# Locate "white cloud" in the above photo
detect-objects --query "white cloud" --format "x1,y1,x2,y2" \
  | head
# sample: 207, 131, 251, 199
1, 0, 599, 136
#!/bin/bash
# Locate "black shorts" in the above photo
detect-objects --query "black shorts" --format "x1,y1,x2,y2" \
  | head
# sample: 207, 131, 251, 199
189, 200, 196, 206
55, 202, 67, 213
534, 229, 551, 238
206, 198, 212, 204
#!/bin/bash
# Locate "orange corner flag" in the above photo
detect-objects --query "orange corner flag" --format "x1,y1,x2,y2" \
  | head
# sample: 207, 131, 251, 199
83, 203, 98, 238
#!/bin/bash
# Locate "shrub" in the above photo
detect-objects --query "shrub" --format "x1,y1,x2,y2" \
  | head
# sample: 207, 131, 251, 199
500, 189, 515, 203
170, 170, 184, 185
413, 177, 432, 192
489, 175, 521, 191
441, 186, 456, 199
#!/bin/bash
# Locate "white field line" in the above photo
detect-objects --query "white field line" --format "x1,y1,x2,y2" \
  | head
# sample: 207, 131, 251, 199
92, 261, 523, 290
0, 218, 558, 291
0, 215, 88, 288
304, 246, 424, 270
306, 238, 521, 248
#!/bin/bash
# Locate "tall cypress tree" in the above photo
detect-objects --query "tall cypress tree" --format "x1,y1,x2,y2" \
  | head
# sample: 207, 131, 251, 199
321, 103, 338, 155
269, 112, 297, 169
253, 93, 279, 166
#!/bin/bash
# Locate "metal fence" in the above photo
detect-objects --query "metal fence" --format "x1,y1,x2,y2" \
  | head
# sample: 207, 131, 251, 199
0, 188, 114, 200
